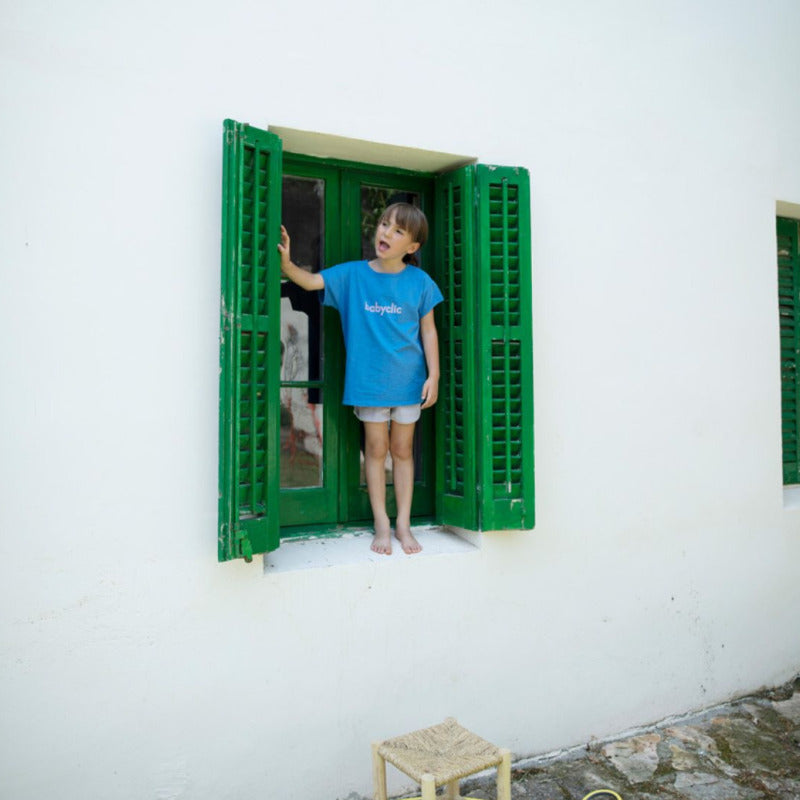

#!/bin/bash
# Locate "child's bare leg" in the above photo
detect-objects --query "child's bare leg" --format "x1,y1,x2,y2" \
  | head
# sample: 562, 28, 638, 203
363, 421, 392, 554
390, 422, 422, 554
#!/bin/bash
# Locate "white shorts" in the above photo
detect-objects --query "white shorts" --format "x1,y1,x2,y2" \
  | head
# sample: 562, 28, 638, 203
353, 405, 421, 424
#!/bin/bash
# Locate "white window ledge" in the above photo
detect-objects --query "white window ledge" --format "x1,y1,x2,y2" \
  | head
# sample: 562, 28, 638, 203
783, 485, 800, 509
264, 525, 479, 573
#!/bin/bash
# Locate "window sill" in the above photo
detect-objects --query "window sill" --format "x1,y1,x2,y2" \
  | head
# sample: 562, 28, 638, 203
783, 485, 800, 509
263, 525, 479, 573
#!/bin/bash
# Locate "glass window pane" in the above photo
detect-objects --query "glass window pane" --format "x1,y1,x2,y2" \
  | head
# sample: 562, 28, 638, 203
280, 388, 323, 488
281, 176, 324, 383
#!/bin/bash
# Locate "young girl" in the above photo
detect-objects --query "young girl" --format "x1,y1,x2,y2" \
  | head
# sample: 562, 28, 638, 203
278, 203, 443, 555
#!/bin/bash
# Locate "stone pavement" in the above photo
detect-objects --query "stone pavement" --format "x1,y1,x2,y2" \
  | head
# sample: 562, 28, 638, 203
456, 678, 800, 800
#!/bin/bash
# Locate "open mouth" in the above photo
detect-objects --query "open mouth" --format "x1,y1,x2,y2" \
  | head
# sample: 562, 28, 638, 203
377, 240, 389, 252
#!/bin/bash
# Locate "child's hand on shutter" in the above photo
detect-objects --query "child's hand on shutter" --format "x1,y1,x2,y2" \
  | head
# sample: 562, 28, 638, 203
277, 225, 291, 270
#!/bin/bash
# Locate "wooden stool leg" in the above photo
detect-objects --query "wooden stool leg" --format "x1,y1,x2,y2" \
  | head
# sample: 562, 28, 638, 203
445, 778, 460, 799
372, 743, 387, 800
496, 748, 511, 800
421, 773, 436, 800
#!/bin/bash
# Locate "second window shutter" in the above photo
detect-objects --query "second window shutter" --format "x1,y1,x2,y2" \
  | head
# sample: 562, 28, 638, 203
778, 216, 800, 485
474, 165, 535, 530
436, 164, 535, 531
435, 166, 480, 530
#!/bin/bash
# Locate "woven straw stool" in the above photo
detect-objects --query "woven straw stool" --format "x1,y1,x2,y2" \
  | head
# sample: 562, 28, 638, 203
372, 718, 511, 800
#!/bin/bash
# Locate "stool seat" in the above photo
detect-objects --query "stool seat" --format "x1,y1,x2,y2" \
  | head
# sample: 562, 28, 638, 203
373, 718, 511, 800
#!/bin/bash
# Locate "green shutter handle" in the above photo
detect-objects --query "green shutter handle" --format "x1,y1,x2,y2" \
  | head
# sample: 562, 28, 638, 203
233, 527, 254, 562
241, 536, 254, 562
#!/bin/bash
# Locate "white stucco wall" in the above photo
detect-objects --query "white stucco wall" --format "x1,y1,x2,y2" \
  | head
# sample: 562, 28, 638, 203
2, 1, 800, 798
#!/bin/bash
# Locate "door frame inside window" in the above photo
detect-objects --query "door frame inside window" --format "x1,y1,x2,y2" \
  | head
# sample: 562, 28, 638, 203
278, 152, 439, 537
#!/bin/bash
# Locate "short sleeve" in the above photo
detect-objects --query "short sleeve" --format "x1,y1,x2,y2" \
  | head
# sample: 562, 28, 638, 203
320, 262, 351, 311
419, 273, 444, 318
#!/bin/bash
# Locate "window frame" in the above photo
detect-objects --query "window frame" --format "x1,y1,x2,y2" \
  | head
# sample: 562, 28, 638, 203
219, 120, 535, 562
278, 154, 439, 531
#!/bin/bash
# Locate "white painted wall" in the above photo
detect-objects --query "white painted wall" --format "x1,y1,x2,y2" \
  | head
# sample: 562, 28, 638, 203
2, 1, 800, 798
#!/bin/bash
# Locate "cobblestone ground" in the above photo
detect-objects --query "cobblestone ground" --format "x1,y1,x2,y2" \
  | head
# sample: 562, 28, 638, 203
457, 679, 800, 800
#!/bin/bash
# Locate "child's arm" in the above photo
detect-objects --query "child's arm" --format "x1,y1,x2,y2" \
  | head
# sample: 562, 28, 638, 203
420, 309, 440, 409
277, 225, 325, 291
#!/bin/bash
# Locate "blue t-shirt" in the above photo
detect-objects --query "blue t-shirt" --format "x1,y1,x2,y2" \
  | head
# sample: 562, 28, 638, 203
321, 260, 444, 406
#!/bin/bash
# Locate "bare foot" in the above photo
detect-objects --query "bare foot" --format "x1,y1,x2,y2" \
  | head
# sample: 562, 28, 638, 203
371, 520, 392, 555
395, 525, 422, 554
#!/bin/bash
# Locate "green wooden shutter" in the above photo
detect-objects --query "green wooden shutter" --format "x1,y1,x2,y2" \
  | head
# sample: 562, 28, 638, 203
474, 165, 534, 530
435, 166, 479, 530
219, 120, 283, 561
778, 216, 800, 485
436, 164, 534, 531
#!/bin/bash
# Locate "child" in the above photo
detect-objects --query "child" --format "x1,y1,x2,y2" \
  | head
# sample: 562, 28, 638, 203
278, 203, 443, 555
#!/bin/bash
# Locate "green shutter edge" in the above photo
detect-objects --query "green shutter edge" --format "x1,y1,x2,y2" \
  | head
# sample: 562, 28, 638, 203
218, 119, 239, 561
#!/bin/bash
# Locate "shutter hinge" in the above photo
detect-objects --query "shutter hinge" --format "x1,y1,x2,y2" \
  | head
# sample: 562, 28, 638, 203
225, 122, 247, 145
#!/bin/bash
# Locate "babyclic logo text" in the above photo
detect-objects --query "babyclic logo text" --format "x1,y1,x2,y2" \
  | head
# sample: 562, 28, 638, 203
364, 301, 402, 316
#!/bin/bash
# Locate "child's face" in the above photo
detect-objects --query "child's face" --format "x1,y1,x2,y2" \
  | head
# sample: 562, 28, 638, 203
374, 213, 420, 262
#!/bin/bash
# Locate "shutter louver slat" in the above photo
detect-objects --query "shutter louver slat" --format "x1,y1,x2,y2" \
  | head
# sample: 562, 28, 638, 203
488, 179, 522, 499
491, 341, 521, 494
445, 183, 465, 497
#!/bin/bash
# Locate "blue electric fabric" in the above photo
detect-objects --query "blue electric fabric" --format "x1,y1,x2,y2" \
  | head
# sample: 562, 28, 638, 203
321, 260, 443, 406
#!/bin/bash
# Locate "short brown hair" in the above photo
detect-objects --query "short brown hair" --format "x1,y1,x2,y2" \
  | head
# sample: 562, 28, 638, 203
379, 203, 428, 265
